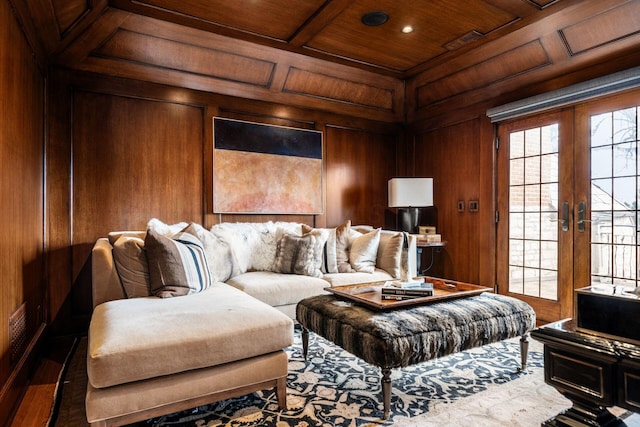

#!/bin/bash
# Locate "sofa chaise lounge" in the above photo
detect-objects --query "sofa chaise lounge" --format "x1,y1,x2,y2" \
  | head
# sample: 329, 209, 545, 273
86, 219, 416, 426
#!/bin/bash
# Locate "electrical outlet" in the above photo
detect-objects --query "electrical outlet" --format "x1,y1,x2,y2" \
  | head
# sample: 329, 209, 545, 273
469, 200, 479, 212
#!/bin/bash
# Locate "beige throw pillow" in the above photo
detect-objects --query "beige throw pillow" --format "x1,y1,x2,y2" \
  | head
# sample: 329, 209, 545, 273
377, 231, 405, 278
112, 235, 150, 298
336, 220, 357, 273
349, 228, 381, 273
273, 233, 323, 278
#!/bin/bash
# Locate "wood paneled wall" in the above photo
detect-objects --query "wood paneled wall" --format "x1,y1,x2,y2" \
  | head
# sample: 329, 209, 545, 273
0, 0, 45, 423
45, 69, 401, 330
411, 116, 496, 286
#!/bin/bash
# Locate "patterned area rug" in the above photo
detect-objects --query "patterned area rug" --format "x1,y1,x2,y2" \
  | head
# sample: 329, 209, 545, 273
55, 326, 573, 426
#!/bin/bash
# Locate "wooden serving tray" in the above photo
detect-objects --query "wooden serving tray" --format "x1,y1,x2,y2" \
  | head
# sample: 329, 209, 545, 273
325, 276, 493, 310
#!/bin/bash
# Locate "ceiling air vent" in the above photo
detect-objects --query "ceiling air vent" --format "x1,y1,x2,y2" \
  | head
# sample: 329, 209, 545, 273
443, 30, 484, 51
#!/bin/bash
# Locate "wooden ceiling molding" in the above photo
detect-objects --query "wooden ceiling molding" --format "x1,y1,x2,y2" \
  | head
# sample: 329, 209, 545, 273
12, 0, 640, 124
93, 29, 277, 87
406, 0, 640, 124
53, 9, 404, 122
559, 1, 640, 56
416, 40, 551, 109
282, 67, 394, 111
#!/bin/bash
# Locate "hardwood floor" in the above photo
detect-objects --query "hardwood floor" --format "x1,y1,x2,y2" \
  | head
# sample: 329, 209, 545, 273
9, 336, 76, 427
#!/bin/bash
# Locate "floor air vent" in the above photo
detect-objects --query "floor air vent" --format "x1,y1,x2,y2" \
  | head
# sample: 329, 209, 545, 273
9, 302, 27, 366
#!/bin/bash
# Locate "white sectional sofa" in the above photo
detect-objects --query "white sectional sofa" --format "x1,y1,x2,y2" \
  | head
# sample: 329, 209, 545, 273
86, 219, 416, 426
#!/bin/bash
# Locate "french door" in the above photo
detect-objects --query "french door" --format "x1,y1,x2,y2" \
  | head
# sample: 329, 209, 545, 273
498, 90, 640, 324
497, 111, 574, 323
574, 93, 640, 293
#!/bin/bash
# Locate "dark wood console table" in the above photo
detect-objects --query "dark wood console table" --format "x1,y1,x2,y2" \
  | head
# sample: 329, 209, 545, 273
531, 319, 640, 426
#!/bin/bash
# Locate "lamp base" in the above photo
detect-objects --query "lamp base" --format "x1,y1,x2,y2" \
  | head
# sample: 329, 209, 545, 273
397, 207, 422, 234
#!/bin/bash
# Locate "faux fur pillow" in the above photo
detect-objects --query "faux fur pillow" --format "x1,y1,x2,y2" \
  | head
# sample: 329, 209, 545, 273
273, 233, 323, 278
301, 224, 337, 273
145, 224, 212, 298
112, 235, 150, 298
349, 228, 381, 273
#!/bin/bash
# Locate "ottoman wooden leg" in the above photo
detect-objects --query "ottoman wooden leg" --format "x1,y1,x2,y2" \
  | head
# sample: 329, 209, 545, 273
302, 326, 309, 360
381, 368, 392, 420
519, 333, 529, 371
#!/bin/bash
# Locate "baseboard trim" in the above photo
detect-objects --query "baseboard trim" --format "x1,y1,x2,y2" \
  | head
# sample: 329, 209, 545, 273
0, 322, 47, 426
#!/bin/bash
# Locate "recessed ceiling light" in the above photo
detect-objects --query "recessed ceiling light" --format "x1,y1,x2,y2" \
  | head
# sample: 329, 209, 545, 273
361, 11, 389, 26
402, 25, 414, 34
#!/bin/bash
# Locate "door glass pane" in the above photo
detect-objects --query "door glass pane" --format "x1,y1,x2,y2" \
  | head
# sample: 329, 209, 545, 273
508, 123, 559, 300
590, 107, 639, 289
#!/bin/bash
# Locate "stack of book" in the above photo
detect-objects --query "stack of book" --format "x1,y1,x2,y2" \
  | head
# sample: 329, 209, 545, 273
381, 280, 434, 300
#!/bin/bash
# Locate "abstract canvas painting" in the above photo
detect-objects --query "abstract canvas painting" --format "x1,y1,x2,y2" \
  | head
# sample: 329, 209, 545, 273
213, 117, 323, 214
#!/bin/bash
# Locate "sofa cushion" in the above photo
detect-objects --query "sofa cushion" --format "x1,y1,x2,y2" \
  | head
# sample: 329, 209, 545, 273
225, 271, 329, 306
145, 224, 212, 298
87, 283, 294, 389
273, 233, 323, 278
349, 228, 381, 273
112, 236, 149, 298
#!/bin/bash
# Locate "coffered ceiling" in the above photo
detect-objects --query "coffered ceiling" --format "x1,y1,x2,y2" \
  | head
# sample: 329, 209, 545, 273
109, 0, 559, 76
13, 0, 640, 124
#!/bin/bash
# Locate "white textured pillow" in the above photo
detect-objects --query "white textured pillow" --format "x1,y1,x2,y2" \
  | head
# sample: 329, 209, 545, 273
147, 218, 189, 236
112, 235, 150, 298
190, 223, 236, 282
349, 228, 381, 273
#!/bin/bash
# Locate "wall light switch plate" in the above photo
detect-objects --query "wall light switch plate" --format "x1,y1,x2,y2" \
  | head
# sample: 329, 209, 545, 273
457, 201, 465, 212
469, 200, 479, 212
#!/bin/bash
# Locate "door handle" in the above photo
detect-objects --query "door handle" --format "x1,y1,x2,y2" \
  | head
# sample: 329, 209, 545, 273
577, 201, 590, 233
560, 201, 569, 232
550, 202, 569, 231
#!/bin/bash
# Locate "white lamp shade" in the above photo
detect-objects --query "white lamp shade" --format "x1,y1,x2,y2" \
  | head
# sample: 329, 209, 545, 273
388, 178, 434, 207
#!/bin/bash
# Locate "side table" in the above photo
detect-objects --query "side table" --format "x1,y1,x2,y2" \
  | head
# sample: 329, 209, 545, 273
531, 319, 640, 426
416, 241, 446, 275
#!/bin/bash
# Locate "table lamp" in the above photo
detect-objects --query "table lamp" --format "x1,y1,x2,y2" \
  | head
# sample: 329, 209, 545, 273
388, 178, 434, 233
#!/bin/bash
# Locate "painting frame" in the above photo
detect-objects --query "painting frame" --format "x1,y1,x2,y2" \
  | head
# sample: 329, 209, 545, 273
213, 117, 324, 214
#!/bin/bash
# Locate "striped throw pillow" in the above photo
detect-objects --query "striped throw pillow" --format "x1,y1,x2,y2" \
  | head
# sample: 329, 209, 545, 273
145, 223, 212, 298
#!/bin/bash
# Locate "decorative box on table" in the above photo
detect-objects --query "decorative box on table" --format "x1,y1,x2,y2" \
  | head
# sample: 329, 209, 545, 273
575, 285, 640, 345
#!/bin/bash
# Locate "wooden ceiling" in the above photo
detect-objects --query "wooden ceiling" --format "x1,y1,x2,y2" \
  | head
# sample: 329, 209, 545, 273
12, 0, 640, 124
108, 0, 558, 75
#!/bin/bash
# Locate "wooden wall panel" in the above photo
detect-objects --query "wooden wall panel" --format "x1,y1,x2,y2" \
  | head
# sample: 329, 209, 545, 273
413, 118, 495, 285
0, 0, 45, 423
325, 126, 397, 229
71, 91, 205, 246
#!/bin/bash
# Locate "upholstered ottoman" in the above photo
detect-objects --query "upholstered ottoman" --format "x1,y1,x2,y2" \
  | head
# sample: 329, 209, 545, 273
296, 292, 536, 419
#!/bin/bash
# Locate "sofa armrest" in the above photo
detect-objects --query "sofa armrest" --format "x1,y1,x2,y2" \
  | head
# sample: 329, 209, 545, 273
92, 238, 126, 308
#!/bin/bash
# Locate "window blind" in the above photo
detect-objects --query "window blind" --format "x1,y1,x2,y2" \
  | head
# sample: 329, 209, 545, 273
486, 65, 640, 123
